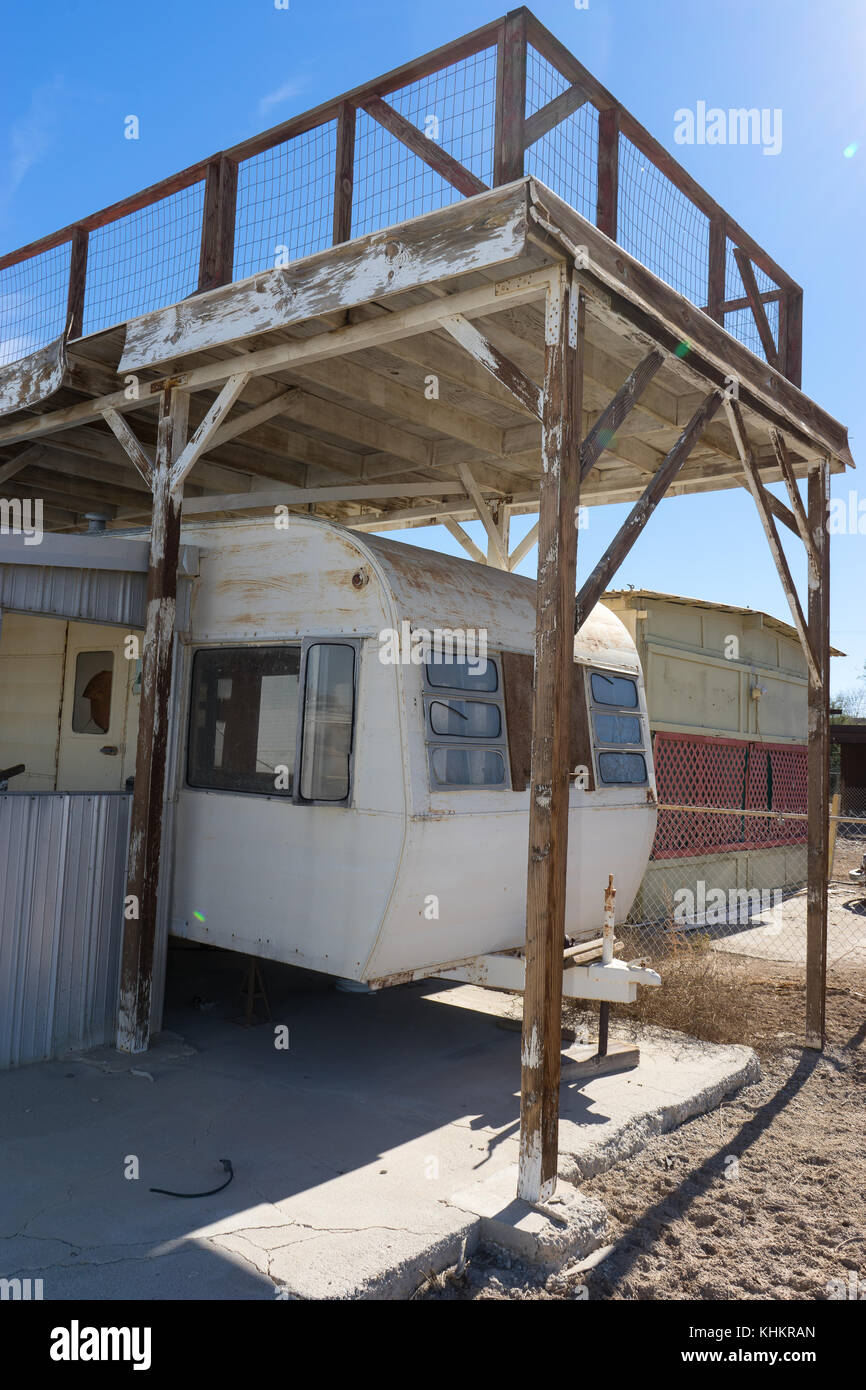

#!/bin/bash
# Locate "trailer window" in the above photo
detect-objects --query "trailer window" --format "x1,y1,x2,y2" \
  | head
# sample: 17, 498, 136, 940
589, 668, 648, 787
188, 646, 300, 795
298, 643, 356, 802
423, 655, 508, 788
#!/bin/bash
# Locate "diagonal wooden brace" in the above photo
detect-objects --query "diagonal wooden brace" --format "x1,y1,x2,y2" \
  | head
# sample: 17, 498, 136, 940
726, 399, 820, 685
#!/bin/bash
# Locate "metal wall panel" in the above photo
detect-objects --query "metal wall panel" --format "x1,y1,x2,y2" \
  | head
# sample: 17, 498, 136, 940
0, 564, 147, 628
0, 793, 130, 1068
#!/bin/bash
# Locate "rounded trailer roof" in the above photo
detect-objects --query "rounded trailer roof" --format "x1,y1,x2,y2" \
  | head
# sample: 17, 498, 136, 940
359, 530, 639, 672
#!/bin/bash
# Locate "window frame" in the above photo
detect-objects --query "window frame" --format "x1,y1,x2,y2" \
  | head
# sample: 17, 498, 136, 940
586, 665, 650, 789
184, 637, 360, 807
422, 653, 511, 791
295, 637, 360, 807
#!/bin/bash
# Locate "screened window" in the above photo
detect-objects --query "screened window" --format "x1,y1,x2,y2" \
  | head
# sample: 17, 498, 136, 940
188, 647, 300, 795
589, 668, 647, 787
429, 698, 501, 739
424, 655, 507, 788
593, 712, 642, 746
425, 657, 497, 692
299, 643, 356, 802
590, 672, 638, 708
598, 751, 648, 785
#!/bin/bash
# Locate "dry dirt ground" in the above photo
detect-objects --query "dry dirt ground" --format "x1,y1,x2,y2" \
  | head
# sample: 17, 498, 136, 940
421, 965, 866, 1301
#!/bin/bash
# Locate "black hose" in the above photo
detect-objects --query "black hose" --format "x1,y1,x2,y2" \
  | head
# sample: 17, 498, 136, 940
150, 1159, 234, 1198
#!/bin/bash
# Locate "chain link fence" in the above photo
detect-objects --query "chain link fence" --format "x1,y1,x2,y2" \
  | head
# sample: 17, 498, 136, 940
620, 736, 866, 1037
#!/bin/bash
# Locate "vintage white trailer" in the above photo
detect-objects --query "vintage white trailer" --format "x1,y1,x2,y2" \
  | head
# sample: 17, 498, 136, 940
160, 515, 659, 996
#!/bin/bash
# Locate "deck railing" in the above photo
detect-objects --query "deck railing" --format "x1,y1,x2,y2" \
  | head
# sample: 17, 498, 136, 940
0, 9, 802, 384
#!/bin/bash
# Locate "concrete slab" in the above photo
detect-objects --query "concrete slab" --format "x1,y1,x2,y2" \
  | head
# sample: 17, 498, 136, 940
0, 948, 759, 1299
449, 1164, 607, 1269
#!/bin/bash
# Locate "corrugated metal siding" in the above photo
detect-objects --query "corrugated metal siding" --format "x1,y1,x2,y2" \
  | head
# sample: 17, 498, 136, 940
0, 564, 147, 627
0, 793, 130, 1067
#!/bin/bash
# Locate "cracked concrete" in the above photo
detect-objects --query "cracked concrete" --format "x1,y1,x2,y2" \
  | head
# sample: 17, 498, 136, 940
0, 949, 759, 1299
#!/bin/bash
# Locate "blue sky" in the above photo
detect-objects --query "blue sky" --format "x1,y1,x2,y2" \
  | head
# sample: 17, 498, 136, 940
0, 0, 862, 693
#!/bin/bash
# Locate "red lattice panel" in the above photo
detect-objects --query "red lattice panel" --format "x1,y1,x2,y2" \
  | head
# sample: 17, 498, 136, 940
652, 732, 807, 860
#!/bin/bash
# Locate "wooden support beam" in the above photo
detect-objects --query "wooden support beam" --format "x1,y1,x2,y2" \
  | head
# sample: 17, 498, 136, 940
66, 226, 89, 340
575, 390, 723, 630
771, 427, 818, 573
725, 399, 819, 685
508, 519, 539, 570
489, 500, 510, 567
579, 349, 664, 481
707, 216, 726, 325
596, 108, 619, 241
361, 96, 487, 198
523, 83, 588, 148
733, 248, 779, 368
781, 287, 803, 388
0, 445, 48, 486
805, 459, 830, 1050
443, 516, 486, 564
518, 270, 584, 1203
198, 156, 238, 291
117, 387, 188, 1054
333, 102, 356, 244
440, 313, 542, 419
170, 372, 251, 489
102, 408, 154, 487
494, 10, 528, 184
208, 388, 301, 449
456, 461, 509, 568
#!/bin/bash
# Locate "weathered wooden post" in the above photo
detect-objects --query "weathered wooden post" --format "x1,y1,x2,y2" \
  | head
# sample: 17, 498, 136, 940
518, 266, 583, 1202
116, 387, 188, 1053
805, 459, 831, 1049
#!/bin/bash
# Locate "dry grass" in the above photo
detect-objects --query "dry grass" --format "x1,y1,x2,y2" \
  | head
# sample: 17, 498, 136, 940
564, 929, 766, 1052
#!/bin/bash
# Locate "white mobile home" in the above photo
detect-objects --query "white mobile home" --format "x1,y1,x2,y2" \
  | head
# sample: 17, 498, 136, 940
0, 517, 659, 1057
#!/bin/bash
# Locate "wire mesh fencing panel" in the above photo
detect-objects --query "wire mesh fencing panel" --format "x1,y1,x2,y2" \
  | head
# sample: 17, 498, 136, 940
234, 122, 337, 279
828, 784, 866, 971
0, 20, 799, 385
82, 181, 206, 336
623, 732, 866, 983
0, 242, 71, 365
352, 47, 497, 237
525, 46, 599, 225
723, 235, 782, 363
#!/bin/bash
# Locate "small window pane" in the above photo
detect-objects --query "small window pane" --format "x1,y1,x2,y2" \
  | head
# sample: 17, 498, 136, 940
429, 698, 501, 739
425, 656, 497, 692
598, 751, 647, 785
590, 672, 638, 708
430, 747, 505, 787
188, 647, 299, 794
72, 652, 114, 733
300, 644, 355, 802
594, 712, 642, 745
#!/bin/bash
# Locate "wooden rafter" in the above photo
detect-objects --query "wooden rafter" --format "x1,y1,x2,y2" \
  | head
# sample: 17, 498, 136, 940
725, 399, 819, 684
